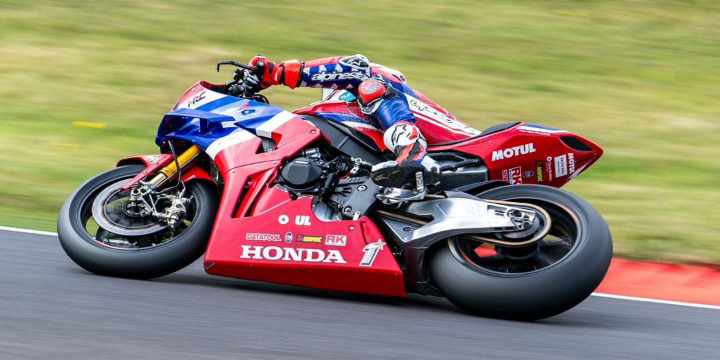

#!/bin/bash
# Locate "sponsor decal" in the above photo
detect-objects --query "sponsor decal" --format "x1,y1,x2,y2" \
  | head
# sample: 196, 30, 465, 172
325, 235, 347, 247
523, 170, 534, 179
284, 232, 293, 243
502, 166, 523, 185
359, 240, 385, 267
240, 245, 346, 264
189, 91, 207, 106
245, 233, 281, 242
491, 143, 536, 161
536, 161, 544, 182
568, 153, 576, 174
278, 215, 312, 226
311, 71, 368, 82
179, 88, 226, 110
295, 215, 312, 226
298, 235, 322, 244
554, 154, 568, 177
546, 157, 554, 181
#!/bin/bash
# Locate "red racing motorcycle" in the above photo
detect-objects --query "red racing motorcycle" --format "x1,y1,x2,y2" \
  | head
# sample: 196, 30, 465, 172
58, 61, 612, 320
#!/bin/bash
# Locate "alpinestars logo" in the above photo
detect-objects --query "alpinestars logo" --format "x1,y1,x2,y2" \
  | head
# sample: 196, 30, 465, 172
311, 71, 369, 82
491, 143, 536, 161
239, 246, 347, 264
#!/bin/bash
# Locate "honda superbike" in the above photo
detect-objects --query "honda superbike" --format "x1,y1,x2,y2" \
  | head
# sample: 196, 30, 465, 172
58, 60, 612, 320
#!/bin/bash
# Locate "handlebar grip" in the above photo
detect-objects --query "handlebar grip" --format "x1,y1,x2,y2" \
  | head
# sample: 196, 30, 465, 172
254, 61, 265, 80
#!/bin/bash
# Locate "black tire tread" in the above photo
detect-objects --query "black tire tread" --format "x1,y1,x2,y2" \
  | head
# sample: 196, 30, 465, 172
58, 165, 218, 279
430, 185, 612, 320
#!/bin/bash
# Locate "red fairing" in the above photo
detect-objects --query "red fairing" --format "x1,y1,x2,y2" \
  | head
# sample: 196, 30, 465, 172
203, 117, 406, 297
180, 166, 213, 183
212, 116, 319, 172
172, 81, 225, 111
430, 123, 604, 187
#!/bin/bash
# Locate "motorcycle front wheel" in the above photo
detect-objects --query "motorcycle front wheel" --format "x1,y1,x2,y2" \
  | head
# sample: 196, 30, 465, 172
58, 165, 218, 279
430, 185, 612, 320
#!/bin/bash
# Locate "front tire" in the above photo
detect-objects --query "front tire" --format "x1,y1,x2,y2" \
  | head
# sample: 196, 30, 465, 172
430, 185, 612, 320
58, 165, 218, 279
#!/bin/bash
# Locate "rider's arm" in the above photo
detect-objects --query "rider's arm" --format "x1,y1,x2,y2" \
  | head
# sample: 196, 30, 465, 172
249, 54, 372, 90
249, 54, 415, 128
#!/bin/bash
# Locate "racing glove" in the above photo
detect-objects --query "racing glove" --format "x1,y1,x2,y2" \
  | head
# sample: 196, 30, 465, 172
247, 55, 303, 90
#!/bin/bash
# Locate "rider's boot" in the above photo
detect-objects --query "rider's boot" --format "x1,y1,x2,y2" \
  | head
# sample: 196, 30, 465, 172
370, 122, 440, 192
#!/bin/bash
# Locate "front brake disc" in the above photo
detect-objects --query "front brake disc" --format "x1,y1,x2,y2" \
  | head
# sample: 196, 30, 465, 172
91, 180, 167, 237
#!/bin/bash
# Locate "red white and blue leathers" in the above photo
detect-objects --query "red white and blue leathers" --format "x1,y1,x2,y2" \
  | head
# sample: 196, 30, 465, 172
248, 54, 478, 187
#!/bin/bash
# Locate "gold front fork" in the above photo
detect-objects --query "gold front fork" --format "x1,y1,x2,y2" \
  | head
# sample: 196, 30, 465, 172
146, 145, 201, 188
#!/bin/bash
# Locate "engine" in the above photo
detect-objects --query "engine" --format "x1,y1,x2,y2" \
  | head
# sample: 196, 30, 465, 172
278, 148, 378, 221
278, 148, 326, 193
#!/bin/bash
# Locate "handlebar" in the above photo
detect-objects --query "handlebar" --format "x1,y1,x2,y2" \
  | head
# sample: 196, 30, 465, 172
216, 59, 265, 98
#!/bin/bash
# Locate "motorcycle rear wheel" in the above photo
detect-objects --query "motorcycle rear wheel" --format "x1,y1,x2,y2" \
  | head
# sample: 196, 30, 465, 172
58, 165, 218, 279
430, 185, 612, 320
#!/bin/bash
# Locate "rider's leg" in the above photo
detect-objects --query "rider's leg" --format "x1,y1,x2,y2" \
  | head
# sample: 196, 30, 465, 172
357, 79, 437, 188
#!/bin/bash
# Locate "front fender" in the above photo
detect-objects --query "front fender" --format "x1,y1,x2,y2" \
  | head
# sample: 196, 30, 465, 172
116, 154, 213, 189
117, 154, 174, 168
117, 154, 174, 190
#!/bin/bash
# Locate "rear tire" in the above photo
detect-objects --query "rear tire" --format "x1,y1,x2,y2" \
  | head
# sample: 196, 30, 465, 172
58, 165, 218, 279
430, 185, 612, 320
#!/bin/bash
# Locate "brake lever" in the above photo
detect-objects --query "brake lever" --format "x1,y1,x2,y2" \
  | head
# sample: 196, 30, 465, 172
216, 60, 255, 72
217, 59, 264, 98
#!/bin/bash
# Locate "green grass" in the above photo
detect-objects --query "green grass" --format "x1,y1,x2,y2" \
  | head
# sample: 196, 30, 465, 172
1, 0, 718, 262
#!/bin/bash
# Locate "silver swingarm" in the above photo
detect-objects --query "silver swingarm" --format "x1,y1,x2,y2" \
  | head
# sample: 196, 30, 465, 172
377, 197, 551, 247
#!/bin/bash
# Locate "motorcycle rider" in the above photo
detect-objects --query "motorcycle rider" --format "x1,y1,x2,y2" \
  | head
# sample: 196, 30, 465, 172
242, 54, 439, 190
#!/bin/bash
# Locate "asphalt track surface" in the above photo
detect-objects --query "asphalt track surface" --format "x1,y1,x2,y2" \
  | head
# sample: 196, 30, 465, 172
1, 229, 718, 360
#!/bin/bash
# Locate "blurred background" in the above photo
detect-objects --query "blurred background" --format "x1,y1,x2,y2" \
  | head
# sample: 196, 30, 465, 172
0, 0, 718, 263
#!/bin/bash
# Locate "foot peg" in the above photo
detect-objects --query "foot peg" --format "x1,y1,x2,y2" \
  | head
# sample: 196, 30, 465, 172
377, 186, 426, 205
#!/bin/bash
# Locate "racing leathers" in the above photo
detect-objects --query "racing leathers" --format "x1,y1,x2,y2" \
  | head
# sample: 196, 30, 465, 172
246, 54, 438, 189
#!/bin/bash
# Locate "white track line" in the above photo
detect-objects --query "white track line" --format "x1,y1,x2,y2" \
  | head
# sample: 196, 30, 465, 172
0, 225, 57, 237
591, 293, 720, 310
0, 226, 718, 310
